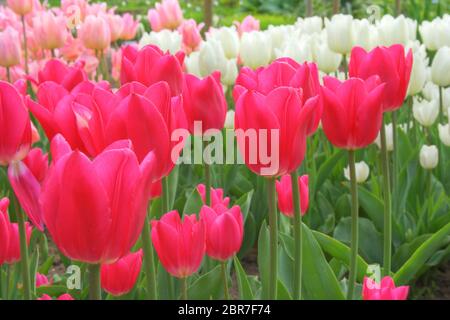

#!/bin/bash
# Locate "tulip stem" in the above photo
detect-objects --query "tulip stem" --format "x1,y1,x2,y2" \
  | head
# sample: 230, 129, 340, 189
342, 54, 348, 79
161, 176, 174, 299
204, 163, 211, 206
392, 111, 398, 214
181, 277, 188, 300
12, 194, 32, 300
6, 67, 11, 83
141, 210, 157, 300
380, 117, 392, 277
291, 171, 303, 300
346, 150, 359, 300
221, 261, 230, 300
88, 264, 101, 300
266, 177, 278, 300
20, 15, 29, 75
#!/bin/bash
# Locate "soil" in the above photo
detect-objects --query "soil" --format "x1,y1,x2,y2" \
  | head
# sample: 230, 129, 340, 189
411, 261, 450, 300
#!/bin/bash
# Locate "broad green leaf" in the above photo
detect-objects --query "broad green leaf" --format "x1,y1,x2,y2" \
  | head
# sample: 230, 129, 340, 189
358, 187, 384, 231
235, 190, 254, 222
314, 149, 345, 193
312, 230, 369, 282
233, 257, 254, 300
188, 265, 223, 299
36, 285, 69, 297
182, 188, 203, 215
394, 221, 450, 285
257, 221, 270, 299
277, 279, 292, 300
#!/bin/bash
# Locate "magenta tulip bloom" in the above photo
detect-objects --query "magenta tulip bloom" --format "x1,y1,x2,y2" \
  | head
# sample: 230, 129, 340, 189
147, 0, 183, 31
37, 59, 87, 91
275, 174, 309, 217
38, 294, 74, 300
349, 44, 413, 111
197, 184, 230, 208
41, 135, 157, 264
321, 76, 386, 150
362, 276, 409, 300
36, 273, 50, 288
101, 250, 143, 296
200, 205, 244, 261
151, 210, 205, 278
0, 198, 11, 265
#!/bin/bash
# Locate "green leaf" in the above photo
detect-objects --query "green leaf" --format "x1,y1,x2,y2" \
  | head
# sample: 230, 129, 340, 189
276, 279, 292, 300
38, 256, 55, 275
358, 187, 384, 231
188, 265, 223, 299
312, 230, 369, 281
168, 165, 179, 209
394, 221, 450, 285
314, 149, 345, 193
235, 190, 254, 222
257, 221, 270, 299
182, 188, 203, 215
36, 285, 69, 297
233, 257, 254, 300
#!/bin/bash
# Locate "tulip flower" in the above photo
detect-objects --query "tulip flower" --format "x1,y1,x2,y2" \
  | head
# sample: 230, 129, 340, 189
120, 45, 185, 97
349, 44, 413, 111
105, 14, 124, 43
0, 198, 11, 265
120, 13, 139, 41
325, 14, 354, 55
197, 184, 230, 208
344, 161, 370, 183
239, 32, 272, 69
438, 124, 450, 146
32, 11, 68, 51
362, 276, 409, 300
36, 59, 87, 91
139, 30, 182, 55
79, 15, 111, 51
234, 15, 260, 36
207, 27, 240, 59
0, 81, 32, 166
7, 0, 33, 16
275, 174, 309, 217
377, 15, 416, 47
178, 19, 203, 54
412, 97, 439, 127
151, 210, 205, 299
101, 250, 143, 296
147, 0, 183, 31
420, 145, 438, 170
197, 39, 228, 77
36, 273, 50, 287
314, 41, 343, 74
38, 294, 75, 300
183, 72, 227, 134
0, 27, 21, 71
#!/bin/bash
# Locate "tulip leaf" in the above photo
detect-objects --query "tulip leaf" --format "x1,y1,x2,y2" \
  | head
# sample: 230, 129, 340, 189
168, 166, 179, 209
276, 279, 292, 300
36, 285, 69, 298
235, 190, 254, 222
187, 265, 223, 300
257, 221, 270, 299
394, 221, 450, 285
233, 257, 254, 300
357, 187, 384, 231
182, 188, 203, 215
314, 149, 345, 193
312, 230, 369, 282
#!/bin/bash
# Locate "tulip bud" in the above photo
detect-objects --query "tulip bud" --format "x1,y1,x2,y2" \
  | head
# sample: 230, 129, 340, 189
438, 124, 450, 146
375, 123, 394, 152
147, 0, 183, 31
178, 19, 203, 54
207, 27, 240, 59
313, 39, 342, 74
7, 0, 33, 16
431, 46, 450, 87
185, 51, 201, 76
198, 39, 228, 77
344, 161, 370, 183
239, 31, 272, 69
362, 276, 409, 300
325, 14, 354, 54
407, 44, 428, 96
197, 184, 230, 208
412, 97, 439, 127
36, 273, 50, 288
275, 174, 309, 217
79, 15, 111, 51
106, 14, 125, 43
353, 19, 379, 51
120, 13, 139, 41
377, 15, 416, 46
32, 11, 68, 50
235, 15, 260, 35
275, 34, 313, 64
101, 250, 143, 296
419, 17, 450, 51
222, 59, 238, 86
200, 205, 244, 261
420, 145, 438, 170
0, 27, 21, 68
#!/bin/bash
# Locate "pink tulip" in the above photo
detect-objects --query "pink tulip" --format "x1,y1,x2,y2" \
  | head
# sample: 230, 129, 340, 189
38, 293, 74, 300
105, 14, 124, 43
35, 273, 50, 287
79, 15, 111, 51
120, 44, 185, 97
275, 174, 309, 217
41, 134, 157, 264
234, 15, 260, 36
183, 72, 227, 134
147, 0, 183, 31
321, 76, 386, 150
200, 204, 243, 261
120, 13, 139, 41
151, 210, 205, 278
7, 0, 34, 16
60, 35, 84, 62
101, 250, 143, 296
362, 276, 409, 300
197, 184, 230, 208
32, 11, 68, 50
36, 59, 87, 91
349, 44, 413, 111
178, 19, 203, 54
0, 26, 21, 68
0, 81, 32, 166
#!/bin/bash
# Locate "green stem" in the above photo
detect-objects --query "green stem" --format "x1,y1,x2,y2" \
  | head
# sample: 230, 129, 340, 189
141, 208, 157, 300
5, 264, 11, 300
88, 264, 101, 300
266, 177, 278, 300
6, 67, 11, 83
181, 277, 188, 300
380, 117, 392, 277
160, 176, 174, 299
13, 195, 31, 300
221, 261, 230, 300
204, 164, 211, 206
291, 171, 303, 300
342, 54, 348, 79
346, 150, 359, 300
20, 15, 29, 75
392, 111, 398, 214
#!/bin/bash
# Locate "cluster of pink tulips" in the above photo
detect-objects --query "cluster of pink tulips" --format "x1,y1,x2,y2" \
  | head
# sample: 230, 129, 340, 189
1, 0, 440, 302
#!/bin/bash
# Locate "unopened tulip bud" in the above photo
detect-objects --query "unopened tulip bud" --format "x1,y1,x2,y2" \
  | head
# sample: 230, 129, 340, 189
438, 124, 450, 146
79, 15, 111, 51
431, 46, 450, 87
7, 0, 33, 16
0, 27, 21, 68
375, 123, 394, 152
239, 31, 272, 69
344, 161, 370, 183
420, 145, 438, 170
325, 14, 354, 54
413, 97, 439, 127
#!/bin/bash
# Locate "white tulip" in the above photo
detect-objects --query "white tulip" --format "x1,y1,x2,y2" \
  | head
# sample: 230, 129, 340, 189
431, 47, 450, 87
240, 31, 272, 69
422, 81, 439, 101
296, 16, 323, 34
419, 145, 439, 170
413, 97, 439, 127
139, 30, 181, 54
206, 26, 240, 59
438, 123, 450, 146
275, 34, 313, 64
344, 161, 370, 183
185, 51, 201, 77
407, 42, 428, 96
267, 25, 291, 59
221, 59, 238, 86
224, 110, 235, 129
313, 39, 342, 73
325, 14, 354, 54
375, 123, 394, 151
377, 15, 416, 46
198, 39, 228, 77
419, 17, 450, 51
353, 19, 379, 51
